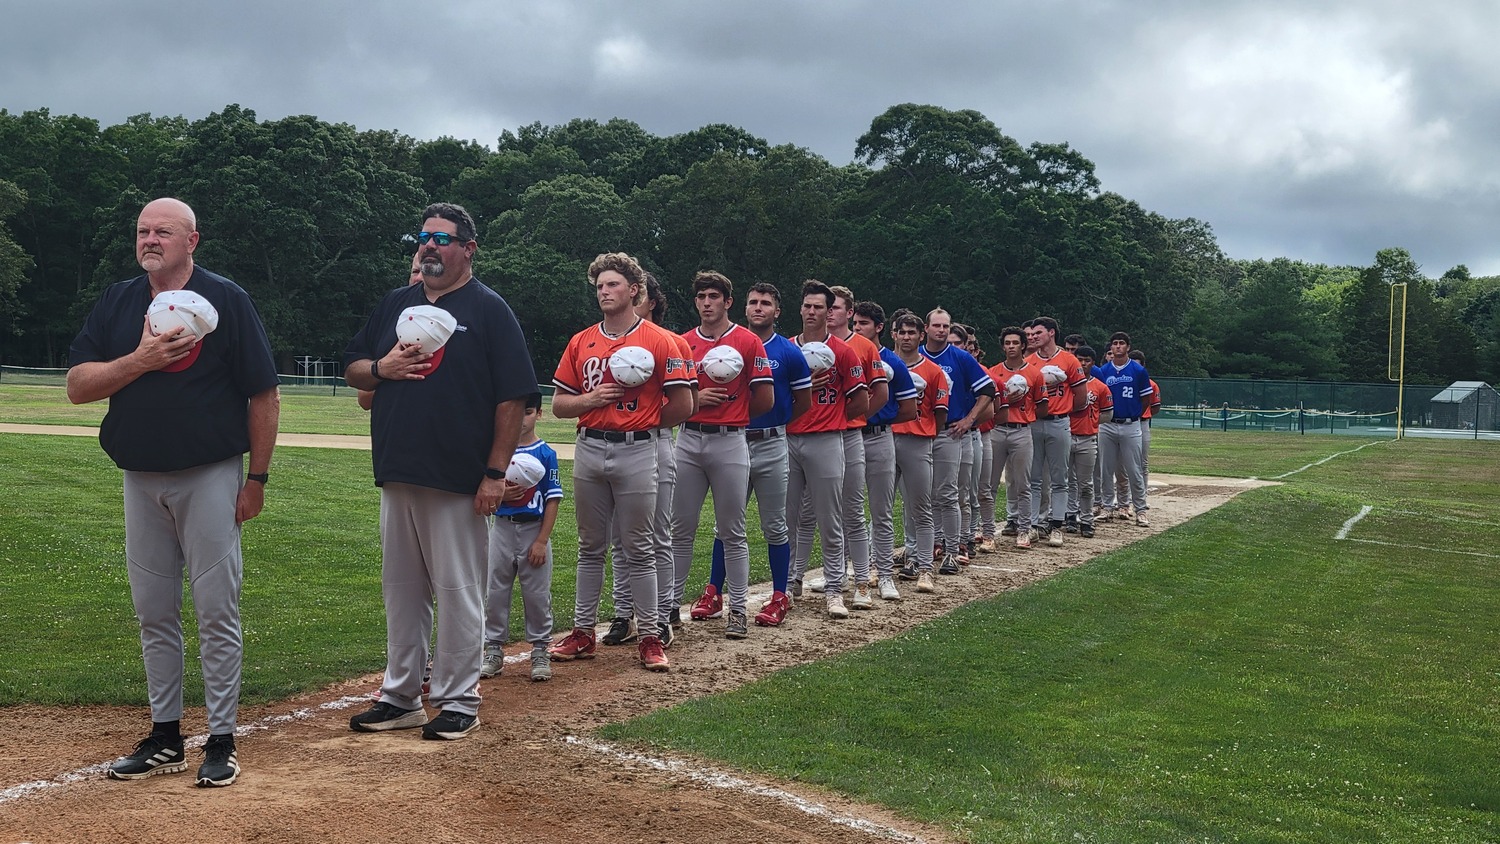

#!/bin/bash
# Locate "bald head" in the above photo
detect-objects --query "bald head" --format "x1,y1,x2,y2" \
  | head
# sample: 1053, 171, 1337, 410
137, 197, 200, 284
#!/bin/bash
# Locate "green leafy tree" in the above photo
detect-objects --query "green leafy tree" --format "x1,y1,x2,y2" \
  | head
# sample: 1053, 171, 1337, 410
0, 179, 34, 352
1212, 259, 1341, 379
134, 105, 425, 366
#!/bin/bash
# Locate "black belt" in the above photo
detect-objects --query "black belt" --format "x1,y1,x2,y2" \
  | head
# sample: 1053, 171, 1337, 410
581, 427, 654, 443
997, 422, 1028, 429
1107, 417, 1140, 424
497, 513, 541, 523
684, 421, 744, 434
1046, 414, 1070, 421
746, 427, 781, 442
861, 424, 889, 437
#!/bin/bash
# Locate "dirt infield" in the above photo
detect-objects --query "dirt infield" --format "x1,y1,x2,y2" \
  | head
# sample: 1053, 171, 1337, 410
0, 475, 1270, 843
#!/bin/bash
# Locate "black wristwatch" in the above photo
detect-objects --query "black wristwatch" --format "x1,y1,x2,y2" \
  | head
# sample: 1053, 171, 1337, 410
370, 359, 383, 381
246, 472, 269, 485
483, 467, 504, 480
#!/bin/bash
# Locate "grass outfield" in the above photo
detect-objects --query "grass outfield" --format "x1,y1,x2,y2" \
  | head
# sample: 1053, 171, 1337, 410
603, 437, 1500, 843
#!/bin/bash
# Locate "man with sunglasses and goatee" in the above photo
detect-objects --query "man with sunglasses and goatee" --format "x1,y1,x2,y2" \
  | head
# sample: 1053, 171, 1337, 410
345, 203, 539, 741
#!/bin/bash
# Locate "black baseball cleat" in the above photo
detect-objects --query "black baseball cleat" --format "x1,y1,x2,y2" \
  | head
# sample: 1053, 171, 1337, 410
195, 735, 239, 787
108, 732, 186, 780
421, 710, 478, 741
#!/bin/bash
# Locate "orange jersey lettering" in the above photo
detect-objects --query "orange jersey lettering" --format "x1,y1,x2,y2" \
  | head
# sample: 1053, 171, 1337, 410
554, 319, 692, 431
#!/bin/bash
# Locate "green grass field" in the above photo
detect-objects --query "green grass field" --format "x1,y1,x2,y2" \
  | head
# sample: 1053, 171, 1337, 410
599, 437, 1500, 842
2, 386, 1496, 842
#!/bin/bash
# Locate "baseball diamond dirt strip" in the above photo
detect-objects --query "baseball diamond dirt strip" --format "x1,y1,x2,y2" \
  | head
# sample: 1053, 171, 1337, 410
0, 425, 1272, 842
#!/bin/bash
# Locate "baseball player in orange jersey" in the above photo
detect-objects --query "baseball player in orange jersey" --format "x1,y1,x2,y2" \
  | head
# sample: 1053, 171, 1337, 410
890, 312, 948, 592
603, 275, 696, 647
1023, 316, 1087, 546
787, 280, 869, 617
669, 271, 774, 640
1065, 345, 1112, 539
801, 285, 887, 607
550, 253, 694, 671
987, 326, 1047, 548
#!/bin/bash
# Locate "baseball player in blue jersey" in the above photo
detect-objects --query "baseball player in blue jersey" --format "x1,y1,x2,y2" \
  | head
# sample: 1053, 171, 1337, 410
696, 282, 812, 627
917, 308, 995, 575
1097, 332, 1154, 526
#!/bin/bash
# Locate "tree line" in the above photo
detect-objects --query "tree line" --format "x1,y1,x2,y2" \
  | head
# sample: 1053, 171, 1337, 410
1, 103, 1495, 385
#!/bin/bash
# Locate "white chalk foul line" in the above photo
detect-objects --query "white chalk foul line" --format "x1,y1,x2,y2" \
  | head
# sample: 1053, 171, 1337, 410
563, 735, 926, 843
1334, 505, 1374, 540
1342, 537, 1500, 559
1272, 439, 1394, 479
0, 694, 374, 806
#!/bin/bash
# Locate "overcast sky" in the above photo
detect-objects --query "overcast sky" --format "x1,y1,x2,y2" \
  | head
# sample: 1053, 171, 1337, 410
5, 1, 1497, 275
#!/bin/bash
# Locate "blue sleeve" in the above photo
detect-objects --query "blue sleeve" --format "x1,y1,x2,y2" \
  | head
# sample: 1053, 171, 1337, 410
541, 444, 564, 501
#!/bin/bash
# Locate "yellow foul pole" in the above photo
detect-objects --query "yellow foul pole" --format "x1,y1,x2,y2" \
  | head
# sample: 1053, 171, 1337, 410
1387, 283, 1408, 440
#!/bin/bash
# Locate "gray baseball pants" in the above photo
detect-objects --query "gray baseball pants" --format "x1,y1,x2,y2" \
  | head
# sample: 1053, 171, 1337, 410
862, 427, 897, 578
977, 428, 997, 538
990, 425, 1034, 534
573, 433, 661, 634
788, 431, 847, 591
928, 431, 961, 554
1066, 433, 1098, 526
1099, 419, 1148, 513
958, 428, 979, 544
894, 434, 936, 572
123, 456, 244, 735
610, 428, 675, 618
672, 427, 751, 615
797, 428, 868, 585
379, 482, 488, 716
1029, 416, 1070, 525
743, 429, 789, 544
485, 518, 553, 648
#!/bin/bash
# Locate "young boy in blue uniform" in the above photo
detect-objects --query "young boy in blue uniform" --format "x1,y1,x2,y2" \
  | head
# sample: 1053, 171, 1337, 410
482, 394, 563, 682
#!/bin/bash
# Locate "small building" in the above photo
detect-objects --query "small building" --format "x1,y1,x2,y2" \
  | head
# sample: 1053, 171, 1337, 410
1428, 381, 1499, 430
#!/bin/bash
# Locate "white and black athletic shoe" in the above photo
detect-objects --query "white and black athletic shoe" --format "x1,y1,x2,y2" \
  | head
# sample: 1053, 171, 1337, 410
601, 616, 637, 646
108, 732, 186, 780
349, 702, 428, 732
195, 735, 239, 787
421, 710, 478, 740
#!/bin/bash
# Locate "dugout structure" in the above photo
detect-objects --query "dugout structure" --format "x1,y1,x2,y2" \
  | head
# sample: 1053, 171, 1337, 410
1427, 381, 1498, 432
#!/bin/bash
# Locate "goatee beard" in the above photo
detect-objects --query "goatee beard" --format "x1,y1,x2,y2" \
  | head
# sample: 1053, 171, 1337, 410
421, 259, 446, 278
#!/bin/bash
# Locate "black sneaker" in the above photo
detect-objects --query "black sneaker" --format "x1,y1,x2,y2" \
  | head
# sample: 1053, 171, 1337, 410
108, 732, 186, 780
1063, 515, 1080, 534
1000, 520, 1018, 537
349, 701, 428, 732
897, 559, 920, 581
658, 621, 675, 649
1080, 524, 1095, 539
790, 579, 803, 598
669, 607, 683, 629
421, 710, 478, 741
195, 735, 239, 787
601, 616, 637, 646
938, 559, 961, 576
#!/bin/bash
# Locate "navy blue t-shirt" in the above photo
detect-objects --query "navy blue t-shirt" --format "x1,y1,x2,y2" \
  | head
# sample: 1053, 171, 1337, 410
68, 266, 279, 472
345, 278, 539, 495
